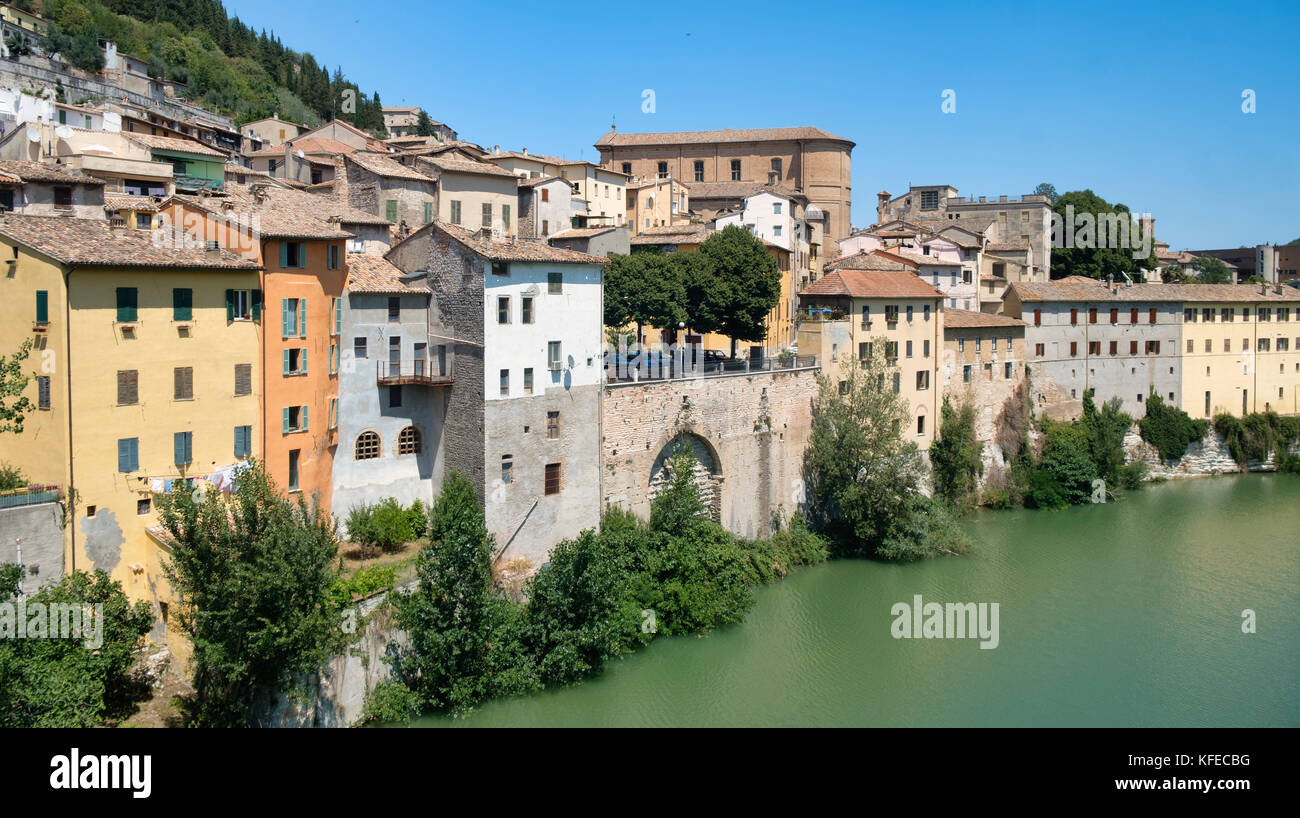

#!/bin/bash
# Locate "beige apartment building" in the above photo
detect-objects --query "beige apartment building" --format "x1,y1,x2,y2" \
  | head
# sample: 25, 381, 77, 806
1179, 285, 1300, 417
484, 148, 629, 228
595, 126, 854, 243
625, 177, 689, 235
942, 309, 1027, 443
797, 269, 944, 444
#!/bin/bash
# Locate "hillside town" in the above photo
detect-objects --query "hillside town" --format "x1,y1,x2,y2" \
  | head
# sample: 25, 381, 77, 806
0, 0, 1297, 731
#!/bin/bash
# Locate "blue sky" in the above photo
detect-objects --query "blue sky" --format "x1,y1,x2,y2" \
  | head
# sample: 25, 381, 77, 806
225, 0, 1298, 249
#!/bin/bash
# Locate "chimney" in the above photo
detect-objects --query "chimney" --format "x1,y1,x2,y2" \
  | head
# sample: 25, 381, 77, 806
978, 196, 986, 203
493, 145, 499, 154
479, 227, 493, 241
999, 195, 1008, 202
522, 147, 528, 156
333, 153, 349, 204
876, 191, 890, 225
205, 239, 221, 259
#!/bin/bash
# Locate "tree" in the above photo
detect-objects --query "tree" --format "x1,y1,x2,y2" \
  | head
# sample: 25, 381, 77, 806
804, 347, 968, 559
415, 110, 436, 137
0, 568, 153, 727
1080, 389, 1130, 487
1193, 255, 1234, 284
1160, 264, 1187, 283
0, 339, 34, 435
1027, 421, 1097, 508
930, 397, 983, 509
603, 249, 687, 343
157, 459, 342, 727
1033, 182, 1059, 203
697, 224, 781, 357
1050, 189, 1158, 280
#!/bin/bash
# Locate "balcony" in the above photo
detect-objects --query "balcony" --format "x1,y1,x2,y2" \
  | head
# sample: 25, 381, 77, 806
376, 359, 452, 387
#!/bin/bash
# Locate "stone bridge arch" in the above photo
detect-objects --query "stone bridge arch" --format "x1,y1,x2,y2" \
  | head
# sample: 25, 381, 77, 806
647, 431, 723, 523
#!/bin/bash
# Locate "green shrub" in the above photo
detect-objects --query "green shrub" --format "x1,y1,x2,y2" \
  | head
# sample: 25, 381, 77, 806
361, 680, 422, 725
1215, 411, 1300, 466
1118, 461, 1148, 490
1139, 393, 1208, 461
1276, 452, 1300, 474
407, 499, 429, 539
1029, 421, 1097, 507
877, 494, 971, 561
0, 463, 26, 491
930, 398, 984, 510
346, 499, 414, 551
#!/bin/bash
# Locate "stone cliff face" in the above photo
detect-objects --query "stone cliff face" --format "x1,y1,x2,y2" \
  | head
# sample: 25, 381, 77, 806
1123, 428, 1300, 477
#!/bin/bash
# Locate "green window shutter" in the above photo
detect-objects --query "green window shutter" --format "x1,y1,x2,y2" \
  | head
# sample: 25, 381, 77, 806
116, 287, 137, 322
423, 202, 432, 224
335, 297, 343, 334
297, 243, 306, 268
298, 298, 306, 337
35, 290, 48, 323
300, 405, 308, 431
301, 348, 308, 374
225, 289, 235, 321
234, 426, 243, 457
174, 431, 192, 465
281, 299, 293, 339
282, 407, 290, 434
385, 200, 397, 222
329, 344, 337, 374
282, 348, 290, 375
251, 289, 263, 321
118, 438, 130, 472
279, 241, 289, 268
503, 204, 510, 229
174, 288, 193, 321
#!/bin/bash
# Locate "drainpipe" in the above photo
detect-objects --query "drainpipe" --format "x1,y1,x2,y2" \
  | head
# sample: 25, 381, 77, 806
65, 265, 75, 573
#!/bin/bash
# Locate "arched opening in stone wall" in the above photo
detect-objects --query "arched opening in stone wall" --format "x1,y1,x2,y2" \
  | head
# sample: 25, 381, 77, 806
648, 432, 722, 523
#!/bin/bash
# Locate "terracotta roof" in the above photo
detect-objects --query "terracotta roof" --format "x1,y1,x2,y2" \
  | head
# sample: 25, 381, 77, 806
417, 155, 517, 177
800, 269, 942, 299
346, 253, 427, 294
516, 174, 567, 189
685, 181, 805, 203
407, 222, 609, 264
0, 214, 259, 269
944, 309, 1025, 328
626, 177, 692, 191
596, 126, 854, 148
550, 226, 618, 239
290, 137, 357, 155
104, 195, 161, 212
123, 132, 224, 157
988, 239, 1030, 251
346, 151, 432, 182
826, 249, 916, 272
630, 224, 711, 244
172, 182, 387, 239
485, 149, 569, 165
1010, 276, 1300, 303
0, 160, 104, 185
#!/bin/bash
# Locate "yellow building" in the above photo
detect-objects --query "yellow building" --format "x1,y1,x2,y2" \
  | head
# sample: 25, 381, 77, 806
797, 268, 944, 444
0, 214, 262, 645
1178, 286, 1300, 417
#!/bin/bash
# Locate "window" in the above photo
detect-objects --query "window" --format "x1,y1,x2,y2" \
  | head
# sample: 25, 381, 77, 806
280, 242, 305, 268
174, 366, 193, 397
547, 272, 563, 293
116, 287, 138, 322
1109, 308, 1118, 324
1131, 340, 1138, 354
657, 161, 668, 178
138, 498, 151, 515
547, 410, 560, 439
1242, 338, 1249, 351
1069, 342, 1078, 357
1187, 339, 1194, 353
924, 305, 931, 321
919, 190, 938, 210
1148, 308, 1157, 324
117, 370, 138, 405
963, 364, 972, 382
544, 462, 562, 495
892, 372, 901, 393
1070, 308, 1078, 325
1202, 308, 1214, 323
227, 289, 256, 321
37, 376, 50, 410
771, 158, 782, 179
1088, 341, 1100, 355
1033, 309, 1041, 326
1146, 340, 1161, 354
398, 426, 421, 455
773, 225, 782, 237
283, 348, 307, 375
905, 341, 913, 358
1204, 339, 1212, 353
1089, 308, 1098, 324
327, 245, 340, 270
482, 202, 493, 228
284, 405, 308, 433
885, 305, 899, 323
1260, 308, 1272, 322
1109, 341, 1117, 355
423, 201, 433, 223
1130, 308, 1139, 324
730, 159, 741, 181
1005, 361, 1013, 379
906, 305, 914, 322
917, 416, 926, 436
355, 431, 381, 460
174, 431, 193, 466
501, 455, 513, 484
1224, 339, 1232, 352
1222, 308, 1233, 322
549, 341, 563, 371
694, 160, 704, 182
1035, 343, 1044, 356
621, 162, 632, 176
54, 186, 72, 210
385, 200, 398, 222
923, 340, 931, 357
234, 363, 252, 396
491, 262, 508, 276
1258, 338, 1271, 352
497, 296, 510, 324
389, 385, 402, 408
171, 287, 192, 321
234, 425, 252, 458
502, 204, 510, 229
281, 298, 306, 339
523, 367, 534, 394
450, 200, 462, 224
35, 290, 48, 323
916, 370, 929, 390
521, 296, 534, 324
117, 438, 139, 472
500, 369, 510, 396
288, 450, 300, 491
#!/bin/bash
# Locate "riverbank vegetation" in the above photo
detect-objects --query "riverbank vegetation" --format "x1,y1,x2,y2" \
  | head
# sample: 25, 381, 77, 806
364, 452, 829, 722
1212, 411, 1300, 468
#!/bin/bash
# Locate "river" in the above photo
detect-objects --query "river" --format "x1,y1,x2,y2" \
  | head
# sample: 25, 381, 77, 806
416, 474, 1300, 727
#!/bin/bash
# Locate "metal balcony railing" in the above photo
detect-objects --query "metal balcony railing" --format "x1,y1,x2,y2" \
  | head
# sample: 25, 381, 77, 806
376, 359, 452, 387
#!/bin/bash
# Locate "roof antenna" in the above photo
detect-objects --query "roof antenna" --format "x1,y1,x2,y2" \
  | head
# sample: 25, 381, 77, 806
610, 115, 616, 133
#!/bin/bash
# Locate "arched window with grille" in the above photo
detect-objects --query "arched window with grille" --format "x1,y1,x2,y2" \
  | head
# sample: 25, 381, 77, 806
398, 426, 422, 455
355, 431, 381, 460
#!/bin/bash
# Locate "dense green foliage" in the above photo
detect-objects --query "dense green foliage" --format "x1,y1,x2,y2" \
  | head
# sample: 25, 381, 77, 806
1025, 421, 1097, 509
157, 459, 343, 727
328, 563, 398, 607
345, 498, 417, 552
698, 225, 782, 353
0, 568, 153, 727
804, 349, 970, 560
0, 339, 34, 435
1080, 390, 1131, 487
1192, 256, 1234, 284
0, 463, 27, 491
1139, 393, 1209, 461
36, 0, 386, 130
930, 398, 983, 509
373, 451, 828, 721
603, 248, 688, 341
1213, 412, 1300, 467
1049, 189, 1158, 279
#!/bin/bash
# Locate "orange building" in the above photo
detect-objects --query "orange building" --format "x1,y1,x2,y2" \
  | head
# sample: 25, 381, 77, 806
160, 182, 390, 510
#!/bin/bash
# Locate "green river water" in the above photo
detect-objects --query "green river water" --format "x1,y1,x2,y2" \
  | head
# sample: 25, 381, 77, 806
417, 474, 1300, 727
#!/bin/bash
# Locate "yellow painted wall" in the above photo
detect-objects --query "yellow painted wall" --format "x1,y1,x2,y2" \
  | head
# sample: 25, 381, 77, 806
1181, 302, 1300, 417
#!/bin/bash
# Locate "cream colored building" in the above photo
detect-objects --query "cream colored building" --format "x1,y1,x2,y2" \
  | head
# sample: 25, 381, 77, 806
483, 148, 628, 228
626, 177, 689, 235
414, 154, 520, 237
797, 269, 944, 444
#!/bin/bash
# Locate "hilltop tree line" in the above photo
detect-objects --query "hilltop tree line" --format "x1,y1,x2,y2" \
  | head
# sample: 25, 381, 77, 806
29, 0, 388, 133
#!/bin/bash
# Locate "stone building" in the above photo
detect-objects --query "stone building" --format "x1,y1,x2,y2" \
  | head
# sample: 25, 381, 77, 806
595, 126, 853, 243
516, 175, 574, 239
941, 309, 1027, 445
332, 254, 445, 525
382, 106, 456, 142
0, 159, 105, 217
332, 151, 437, 237
386, 222, 608, 567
